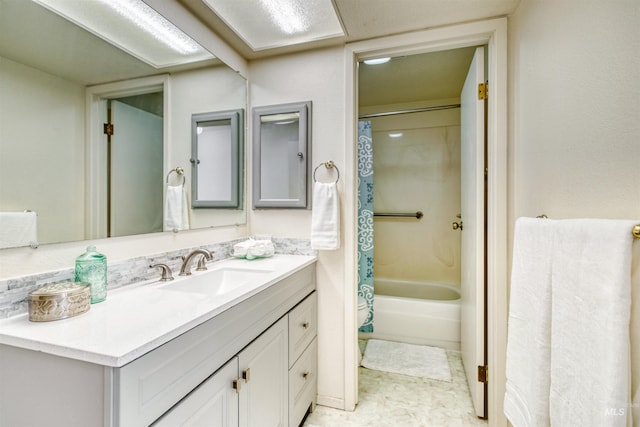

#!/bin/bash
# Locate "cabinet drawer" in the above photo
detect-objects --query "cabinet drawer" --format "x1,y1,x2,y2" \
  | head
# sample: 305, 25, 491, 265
288, 291, 317, 365
289, 338, 317, 427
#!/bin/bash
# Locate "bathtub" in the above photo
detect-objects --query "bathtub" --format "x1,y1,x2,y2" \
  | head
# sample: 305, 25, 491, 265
359, 278, 461, 350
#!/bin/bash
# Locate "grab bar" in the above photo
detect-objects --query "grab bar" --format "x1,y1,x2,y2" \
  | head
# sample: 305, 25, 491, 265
374, 211, 423, 219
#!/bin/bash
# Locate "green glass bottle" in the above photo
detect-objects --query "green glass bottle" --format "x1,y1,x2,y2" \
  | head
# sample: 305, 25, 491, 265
75, 246, 107, 304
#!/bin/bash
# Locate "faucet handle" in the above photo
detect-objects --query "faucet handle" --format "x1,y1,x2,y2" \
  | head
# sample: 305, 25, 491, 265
150, 264, 174, 281
196, 255, 210, 271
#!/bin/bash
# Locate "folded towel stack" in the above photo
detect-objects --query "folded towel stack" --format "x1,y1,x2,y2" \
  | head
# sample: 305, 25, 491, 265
233, 238, 275, 260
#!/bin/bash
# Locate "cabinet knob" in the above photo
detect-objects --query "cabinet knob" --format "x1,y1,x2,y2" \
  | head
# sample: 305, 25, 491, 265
302, 322, 310, 329
302, 371, 310, 380
242, 368, 251, 383
233, 379, 242, 392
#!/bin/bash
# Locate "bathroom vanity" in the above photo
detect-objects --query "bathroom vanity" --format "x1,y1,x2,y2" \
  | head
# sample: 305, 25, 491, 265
0, 255, 317, 427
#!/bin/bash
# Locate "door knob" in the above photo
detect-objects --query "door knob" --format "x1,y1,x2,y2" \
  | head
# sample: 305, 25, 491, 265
452, 221, 463, 230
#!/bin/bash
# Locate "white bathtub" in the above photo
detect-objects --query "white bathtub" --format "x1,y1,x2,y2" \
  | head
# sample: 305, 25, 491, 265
359, 278, 461, 350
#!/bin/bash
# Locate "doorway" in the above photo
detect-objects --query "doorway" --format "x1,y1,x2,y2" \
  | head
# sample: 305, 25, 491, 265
344, 18, 508, 423
85, 75, 169, 240
357, 46, 487, 418
107, 94, 163, 237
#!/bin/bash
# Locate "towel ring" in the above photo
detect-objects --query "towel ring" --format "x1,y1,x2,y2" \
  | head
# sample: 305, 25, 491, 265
313, 161, 340, 183
166, 167, 185, 186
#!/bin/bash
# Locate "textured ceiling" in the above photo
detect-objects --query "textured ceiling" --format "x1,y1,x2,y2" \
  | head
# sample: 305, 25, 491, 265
358, 47, 477, 108
335, 0, 520, 42
178, 0, 520, 59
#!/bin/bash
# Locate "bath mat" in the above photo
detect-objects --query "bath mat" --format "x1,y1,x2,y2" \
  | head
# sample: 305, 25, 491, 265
361, 339, 452, 382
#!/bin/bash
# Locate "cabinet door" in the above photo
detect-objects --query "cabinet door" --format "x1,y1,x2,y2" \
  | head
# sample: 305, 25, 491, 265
239, 316, 288, 427
154, 358, 239, 427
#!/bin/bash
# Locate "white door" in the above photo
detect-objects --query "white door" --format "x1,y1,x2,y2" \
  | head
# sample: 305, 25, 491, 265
238, 316, 288, 427
110, 100, 163, 237
460, 46, 486, 418
153, 358, 239, 427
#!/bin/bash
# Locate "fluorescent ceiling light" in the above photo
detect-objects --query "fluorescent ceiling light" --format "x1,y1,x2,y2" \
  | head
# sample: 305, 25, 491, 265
32, 0, 214, 68
203, 0, 344, 51
364, 57, 391, 65
389, 132, 403, 138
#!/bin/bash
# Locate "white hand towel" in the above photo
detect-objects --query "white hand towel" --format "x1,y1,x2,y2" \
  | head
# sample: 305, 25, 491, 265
311, 182, 340, 250
163, 185, 189, 232
549, 219, 636, 427
504, 217, 554, 427
0, 211, 37, 249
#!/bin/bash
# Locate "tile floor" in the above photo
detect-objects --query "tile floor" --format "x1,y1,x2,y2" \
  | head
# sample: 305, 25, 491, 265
303, 345, 487, 427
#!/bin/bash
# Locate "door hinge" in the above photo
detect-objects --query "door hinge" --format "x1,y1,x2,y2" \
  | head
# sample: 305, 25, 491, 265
478, 83, 488, 100
103, 123, 114, 136
478, 365, 488, 383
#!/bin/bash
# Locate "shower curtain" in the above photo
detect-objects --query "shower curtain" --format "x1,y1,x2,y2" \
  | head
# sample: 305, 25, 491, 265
358, 120, 374, 332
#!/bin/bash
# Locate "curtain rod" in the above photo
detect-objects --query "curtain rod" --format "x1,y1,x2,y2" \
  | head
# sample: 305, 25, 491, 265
358, 103, 461, 119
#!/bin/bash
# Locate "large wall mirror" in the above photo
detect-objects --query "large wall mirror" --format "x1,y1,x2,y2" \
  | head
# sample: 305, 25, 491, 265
252, 101, 312, 209
0, 0, 247, 248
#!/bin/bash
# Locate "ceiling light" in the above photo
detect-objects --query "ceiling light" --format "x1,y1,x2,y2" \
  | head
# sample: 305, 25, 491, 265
389, 132, 403, 138
202, 0, 344, 51
32, 0, 214, 68
364, 57, 391, 65
98, 0, 201, 55
258, 0, 308, 34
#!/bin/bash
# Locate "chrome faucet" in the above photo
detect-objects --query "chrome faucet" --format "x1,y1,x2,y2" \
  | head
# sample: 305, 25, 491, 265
179, 249, 214, 276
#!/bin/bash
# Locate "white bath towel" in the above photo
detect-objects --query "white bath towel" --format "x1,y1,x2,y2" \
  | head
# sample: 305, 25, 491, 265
504, 217, 554, 427
163, 185, 189, 232
0, 211, 37, 249
311, 182, 340, 250
631, 241, 640, 427
549, 219, 636, 427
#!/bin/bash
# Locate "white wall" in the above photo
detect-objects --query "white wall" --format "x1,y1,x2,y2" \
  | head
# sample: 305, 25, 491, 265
508, 0, 640, 225
170, 65, 247, 228
367, 102, 462, 287
248, 46, 349, 408
0, 57, 86, 244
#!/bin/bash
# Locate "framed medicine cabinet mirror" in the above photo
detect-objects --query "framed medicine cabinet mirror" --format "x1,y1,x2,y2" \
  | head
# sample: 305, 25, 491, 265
252, 101, 312, 208
191, 109, 244, 208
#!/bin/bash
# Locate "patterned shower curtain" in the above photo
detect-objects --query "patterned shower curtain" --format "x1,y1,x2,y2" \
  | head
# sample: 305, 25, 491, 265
358, 121, 374, 332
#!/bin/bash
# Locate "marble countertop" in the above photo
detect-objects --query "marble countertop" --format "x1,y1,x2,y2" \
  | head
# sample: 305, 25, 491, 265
0, 255, 316, 367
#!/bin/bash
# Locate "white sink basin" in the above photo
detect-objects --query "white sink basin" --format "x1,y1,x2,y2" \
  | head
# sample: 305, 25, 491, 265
159, 267, 273, 296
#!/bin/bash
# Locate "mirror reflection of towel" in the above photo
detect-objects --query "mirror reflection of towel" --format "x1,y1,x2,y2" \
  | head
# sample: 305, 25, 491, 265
0, 211, 37, 248
163, 185, 189, 231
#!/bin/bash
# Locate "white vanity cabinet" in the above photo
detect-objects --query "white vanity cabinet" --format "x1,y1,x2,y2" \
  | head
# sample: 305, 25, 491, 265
0, 259, 316, 427
155, 316, 288, 427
